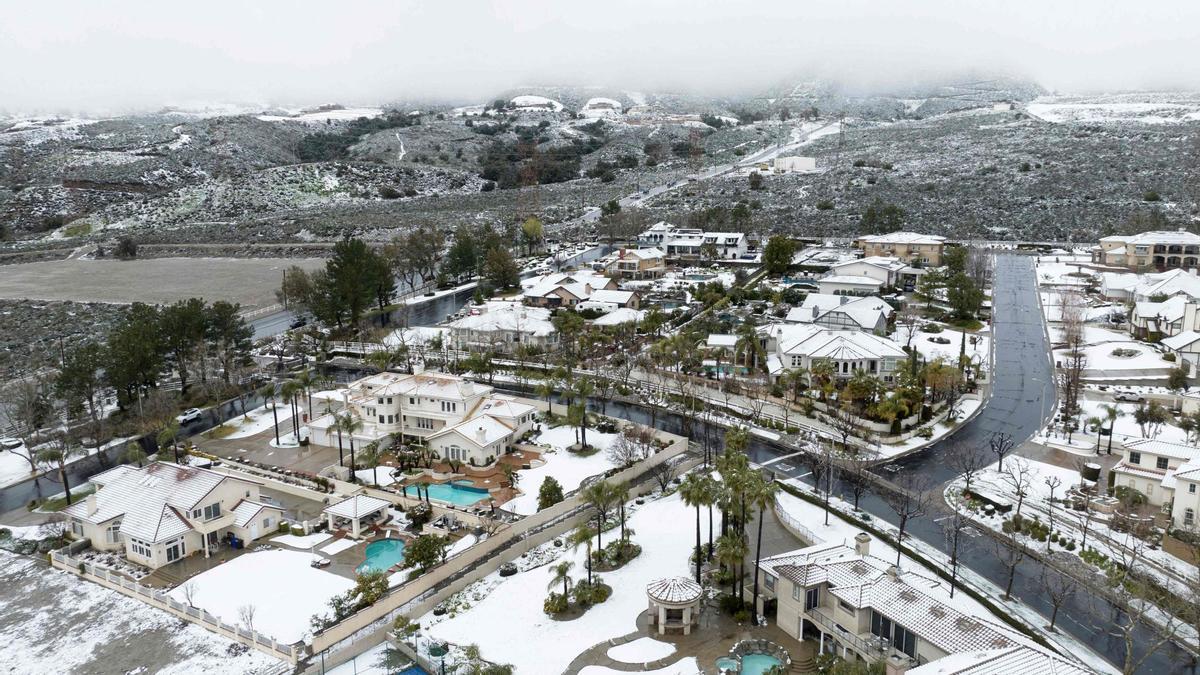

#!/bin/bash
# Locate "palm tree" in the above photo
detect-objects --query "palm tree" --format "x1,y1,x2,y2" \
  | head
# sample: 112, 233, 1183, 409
295, 368, 316, 424
124, 441, 147, 468
568, 523, 596, 585
1101, 403, 1122, 454
258, 382, 280, 445
572, 378, 595, 448
715, 531, 748, 602
583, 482, 616, 551
611, 481, 630, 543
1086, 415, 1104, 454
701, 474, 718, 559
360, 441, 384, 486
548, 560, 574, 598
337, 413, 364, 481
279, 380, 300, 440
809, 360, 836, 402
36, 434, 84, 505
537, 378, 557, 417
747, 472, 780, 623
679, 473, 708, 584
157, 421, 181, 463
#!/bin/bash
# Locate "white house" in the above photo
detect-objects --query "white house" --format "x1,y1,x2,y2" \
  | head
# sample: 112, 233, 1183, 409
757, 536, 1088, 673
64, 462, 283, 570
1112, 438, 1200, 529
444, 301, 558, 353
759, 323, 907, 384
827, 257, 912, 288
818, 275, 884, 297
638, 222, 749, 260
521, 270, 620, 308
1129, 295, 1198, 340
1163, 331, 1200, 372
787, 295, 893, 335
308, 372, 537, 467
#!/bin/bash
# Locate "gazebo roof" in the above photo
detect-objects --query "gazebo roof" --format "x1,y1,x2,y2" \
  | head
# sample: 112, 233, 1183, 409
646, 576, 702, 604
323, 494, 391, 519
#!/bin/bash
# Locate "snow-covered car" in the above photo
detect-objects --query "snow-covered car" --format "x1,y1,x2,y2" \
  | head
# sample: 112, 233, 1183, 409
176, 408, 203, 424
1112, 391, 1145, 403
0, 437, 22, 451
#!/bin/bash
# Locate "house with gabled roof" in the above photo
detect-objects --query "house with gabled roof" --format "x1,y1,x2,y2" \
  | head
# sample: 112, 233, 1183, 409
1113, 437, 1200, 530
758, 323, 907, 384
787, 294, 894, 335
758, 536, 1089, 674
64, 462, 282, 569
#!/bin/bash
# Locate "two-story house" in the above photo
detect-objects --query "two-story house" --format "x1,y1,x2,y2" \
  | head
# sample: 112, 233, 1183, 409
853, 232, 946, 266
757, 536, 1088, 674
786, 295, 894, 335
64, 462, 282, 569
1113, 438, 1200, 528
444, 301, 558, 354
1092, 230, 1200, 272
605, 247, 666, 280
758, 323, 907, 385
521, 271, 619, 308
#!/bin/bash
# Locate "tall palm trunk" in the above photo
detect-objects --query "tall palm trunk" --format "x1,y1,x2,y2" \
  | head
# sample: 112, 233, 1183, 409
693, 503, 702, 583
751, 504, 766, 622
707, 504, 714, 558
270, 400, 280, 445
348, 438, 357, 482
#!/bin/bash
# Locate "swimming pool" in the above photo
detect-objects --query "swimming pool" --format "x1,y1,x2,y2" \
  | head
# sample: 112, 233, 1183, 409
357, 538, 406, 573
739, 654, 782, 675
422, 480, 490, 507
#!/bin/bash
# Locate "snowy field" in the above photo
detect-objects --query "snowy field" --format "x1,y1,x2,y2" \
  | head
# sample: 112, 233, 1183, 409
271, 532, 331, 549
423, 491, 693, 675
1028, 94, 1200, 125
168, 549, 353, 644
0, 552, 282, 674
506, 425, 621, 516
892, 325, 991, 371
219, 402, 297, 440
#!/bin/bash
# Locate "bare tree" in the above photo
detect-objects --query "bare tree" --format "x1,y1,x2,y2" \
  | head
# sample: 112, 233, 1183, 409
947, 442, 987, 496
989, 432, 1015, 472
182, 582, 197, 607
882, 475, 931, 568
238, 604, 257, 634
1041, 568, 1077, 632
896, 304, 922, 351
1044, 475, 1063, 550
1058, 289, 1089, 442
606, 424, 657, 468
1001, 458, 1033, 517
825, 405, 861, 454
993, 527, 1027, 601
841, 452, 875, 511
648, 457, 679, 491
938, 507, 970, 598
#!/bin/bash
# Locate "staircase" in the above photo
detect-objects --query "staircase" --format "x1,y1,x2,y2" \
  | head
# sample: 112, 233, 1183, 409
790, 655, 816, 674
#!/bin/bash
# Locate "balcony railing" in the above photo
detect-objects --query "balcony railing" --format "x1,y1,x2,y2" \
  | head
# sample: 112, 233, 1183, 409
807, 609, 885, 657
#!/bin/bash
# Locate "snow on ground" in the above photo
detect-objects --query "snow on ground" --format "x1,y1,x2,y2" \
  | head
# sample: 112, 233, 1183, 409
510, 95, 564, 112
220, 403, 296, 440
257, 107, 383, 123
1027, 96, 1200, 125
355, 467, 398, 486
876, 398, 982, 458
892, 325, 991, 371
606, 637, 676, 663
271, 532, 331, 549
424, 491, 693, 675
0, 435, 132, 489
582, 657, 699, 675
0, 551, 281, 675
1076, 397, 1190, 447
448, 533, 478, 557
325, 642, 391, 675
168, 549, 353, 644
506, 425, 621, 515
775, 485, 1117, 674
1035, 257, 1097, 286
1056, 341, 1173, 381
320, 538, 359, 556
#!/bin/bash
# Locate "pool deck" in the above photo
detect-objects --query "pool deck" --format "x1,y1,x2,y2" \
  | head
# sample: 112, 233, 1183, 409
563, 602, 816, 674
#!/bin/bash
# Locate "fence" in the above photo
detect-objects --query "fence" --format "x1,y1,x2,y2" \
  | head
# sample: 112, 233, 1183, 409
50, 550, 305, 664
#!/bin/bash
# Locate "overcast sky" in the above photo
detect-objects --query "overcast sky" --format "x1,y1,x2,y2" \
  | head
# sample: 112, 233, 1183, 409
2, 0, 1198, 115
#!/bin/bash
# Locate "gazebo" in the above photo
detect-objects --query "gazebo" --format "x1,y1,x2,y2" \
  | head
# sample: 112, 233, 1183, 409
646, 576, 703, 635
323, 495, 392, 539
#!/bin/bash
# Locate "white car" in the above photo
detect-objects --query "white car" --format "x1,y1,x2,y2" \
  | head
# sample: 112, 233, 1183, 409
1112, 391, 1145, 403
0, 438, 22, 451
176, 408, 203, 424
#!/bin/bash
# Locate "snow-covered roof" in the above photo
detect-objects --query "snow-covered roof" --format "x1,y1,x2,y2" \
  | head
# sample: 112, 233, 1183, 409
831, 256, 908, 273
1134, 268, 1200, 301
447, 302, 556, 337
1101, 230, 1200, 246
350, 371, 489, 401
592, 308, 646, 326
856, 232, 946, 245
323, 495, 391, 520
521, 271, 616, 302
232, 500, 281, 528
589, 289, 636, 305
1162, 330, 1200, 351
906, 647, 1091, 675
762, 323, 906, 362
476, 395, 536, 421
1123, 438, 1200, 463
818, 275, 884, 287
707, 334, 739, 348
1133, 294, 1190, 323
646, 576, 702, 604
787, 294, 893, 329
429, 415, 515, 448
510, 95, 563, 112
618, 247, 665, 260
64, 462, 256, 543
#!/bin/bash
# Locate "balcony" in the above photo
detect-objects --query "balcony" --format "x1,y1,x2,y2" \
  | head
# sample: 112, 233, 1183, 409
191, 511, 236, 535
807, 609, 884, 657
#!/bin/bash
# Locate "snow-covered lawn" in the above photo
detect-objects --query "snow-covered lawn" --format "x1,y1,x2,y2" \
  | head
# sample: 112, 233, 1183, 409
507, 425, 621, 516
355, 467, 398, 486
582, 657, 698, 675
0, 443, 36, 488
877, 397, 982, 458
271, 532, 331, 549
320, 538, 359, 555
218, 402, 296, 440
606, 637, 676, 662
423, 491, 693, 675
892, 325, 991, 371
0, 551, 281, 674
325, 642, 391, 675
1057, 341, 1173, 381
169, 549, 353, 644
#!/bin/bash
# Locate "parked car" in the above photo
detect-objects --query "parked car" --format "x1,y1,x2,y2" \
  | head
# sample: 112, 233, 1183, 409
1113, 391, 1145, 403
176, 408, 203, 424
0, 438, 22, 451
289, 316, 308, 329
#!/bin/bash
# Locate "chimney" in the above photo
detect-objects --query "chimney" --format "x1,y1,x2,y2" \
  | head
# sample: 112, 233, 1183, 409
476, 426, 487, 443
812, 306, 820, 319
886, 565, 899, 579
854, 533, 870, 557
86, 494, 98, 517
840, 295, 849, 305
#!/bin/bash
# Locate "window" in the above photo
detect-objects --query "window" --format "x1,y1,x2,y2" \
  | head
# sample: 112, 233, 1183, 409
377, 397, 384, 405
1129, 452, 1141, 465
1190, 484, 1197, 494
70, 519, 85, 537
805, 587, 819, 611
165, 537, 185, 563
837, 599, 856, 615
105, 523, 121, 544
1156, 457, 1169, 470
765, 574, 775, 591
415, 418, 435, 430
871, 611, 917, 658
129, 538, 152, 558
202, 503, 221, 521
387, 397, 393, 404
379, 415, 385, 424
1186, 508, 1195, 526
409, 397, 416, 405
387, 415, 395, 424
263, 516, 274, 530
441, 401, 457, 413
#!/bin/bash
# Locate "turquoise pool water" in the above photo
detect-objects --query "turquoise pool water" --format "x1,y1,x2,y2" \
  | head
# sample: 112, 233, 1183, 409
740, 654, 782, 675
715, 657, 738, 673
357, 538, 406, 573
422, 481, 490, 506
